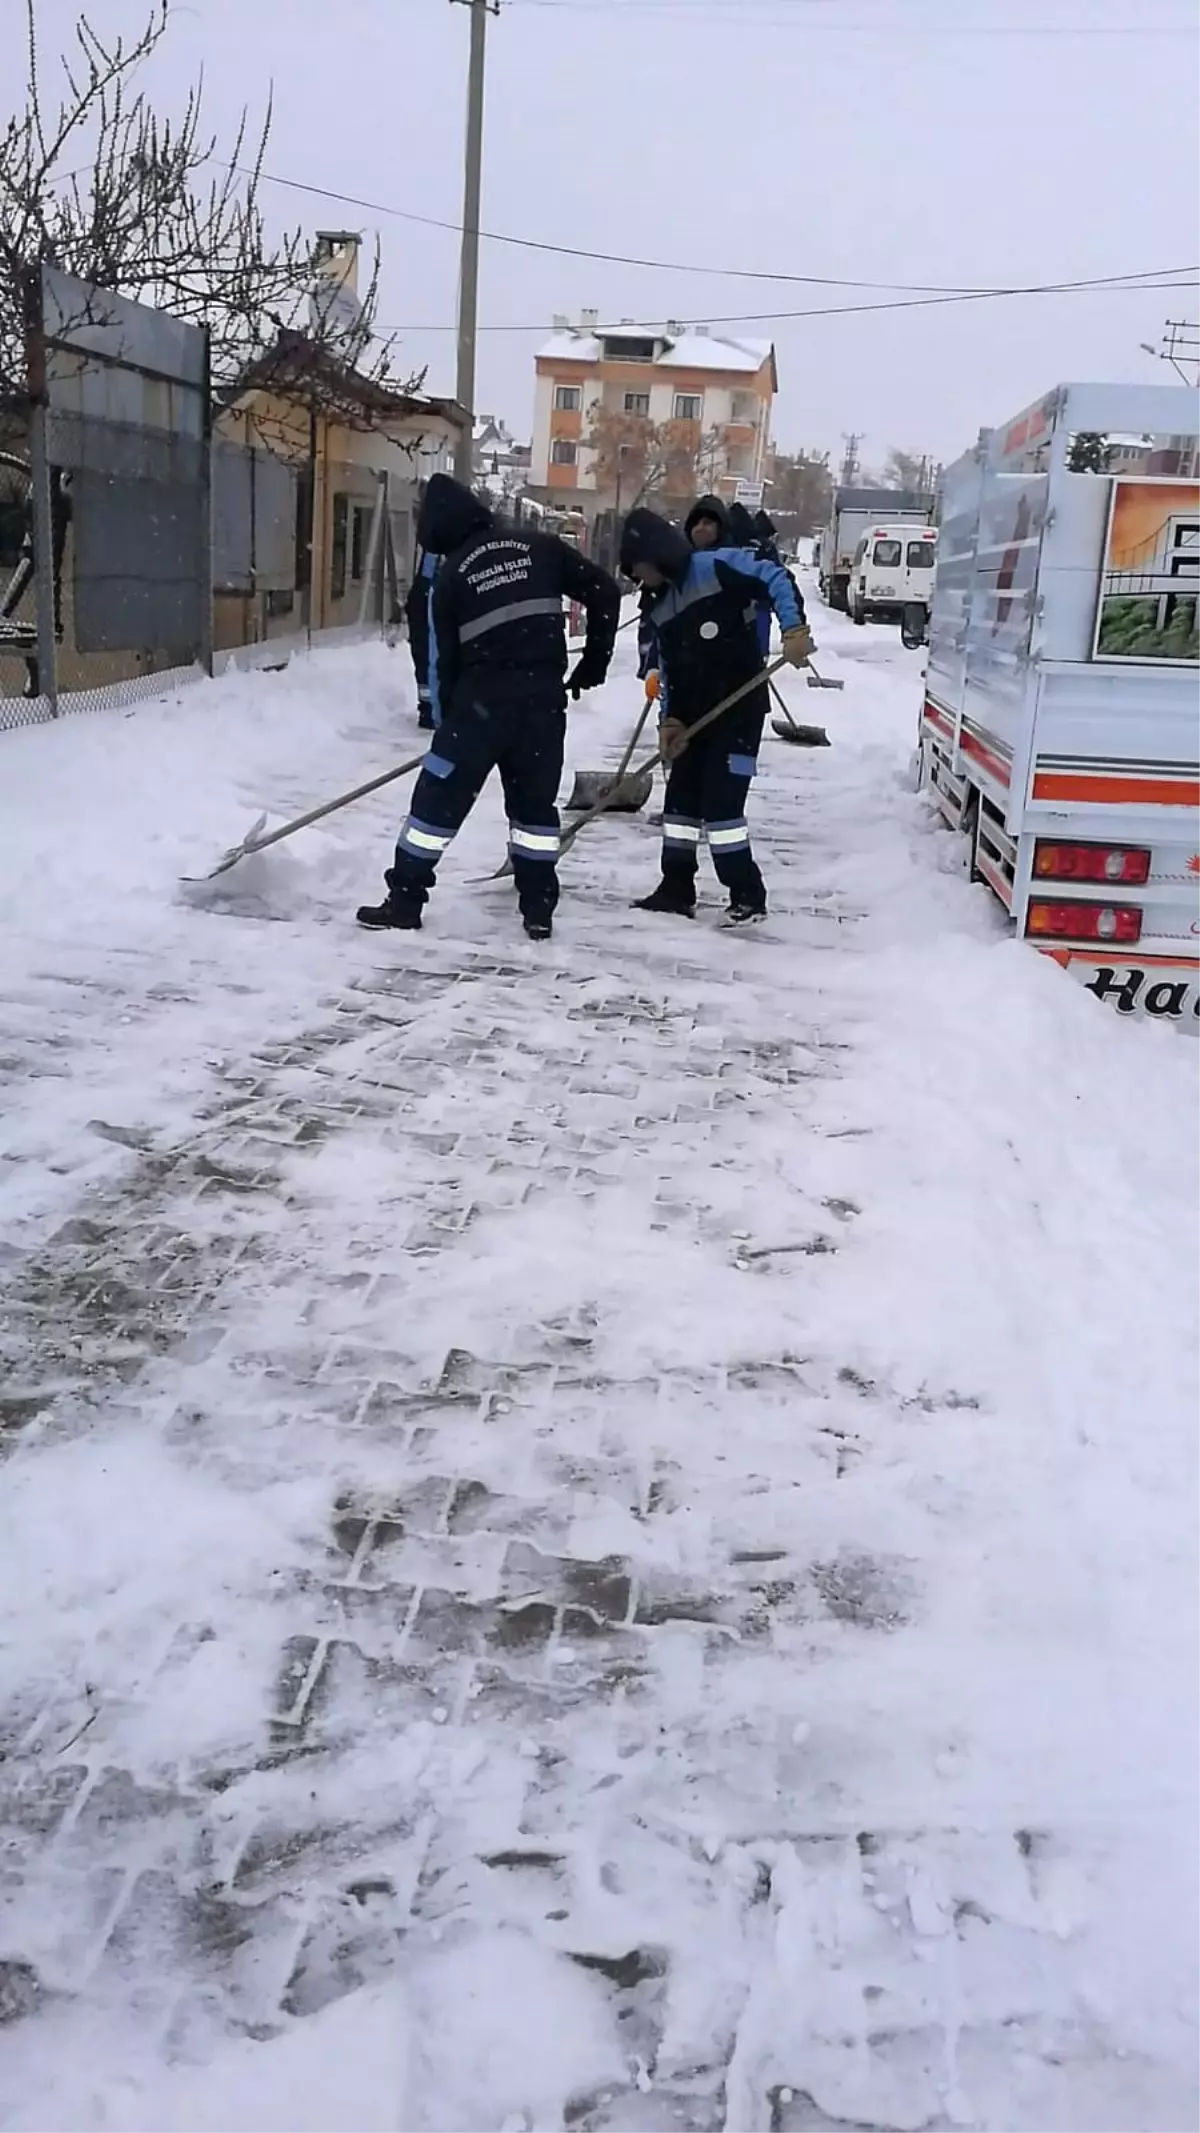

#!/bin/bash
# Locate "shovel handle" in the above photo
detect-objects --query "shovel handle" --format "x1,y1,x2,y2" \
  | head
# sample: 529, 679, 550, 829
559, 691, 656, 857
556, 656, 789, 863
768, 675, 800, 732
232, 750, 428, 863
630, 654, 789, 778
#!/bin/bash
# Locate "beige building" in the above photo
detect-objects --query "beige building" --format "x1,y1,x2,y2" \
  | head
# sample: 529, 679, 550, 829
528, 312, 777, 520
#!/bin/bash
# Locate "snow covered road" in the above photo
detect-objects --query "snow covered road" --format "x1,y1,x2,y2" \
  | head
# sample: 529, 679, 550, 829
0, 595, 1196, 2131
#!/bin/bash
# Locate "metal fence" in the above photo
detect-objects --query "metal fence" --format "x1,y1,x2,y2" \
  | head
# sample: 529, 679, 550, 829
0, 268, 419, 734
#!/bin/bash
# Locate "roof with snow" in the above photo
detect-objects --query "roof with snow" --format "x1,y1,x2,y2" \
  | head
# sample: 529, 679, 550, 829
536, 326, 774, 375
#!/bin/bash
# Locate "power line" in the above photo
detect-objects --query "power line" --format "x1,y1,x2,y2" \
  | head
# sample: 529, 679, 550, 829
501, 0, 1196, 27
380, 275, 1198, 334
231, 160, 1195, 306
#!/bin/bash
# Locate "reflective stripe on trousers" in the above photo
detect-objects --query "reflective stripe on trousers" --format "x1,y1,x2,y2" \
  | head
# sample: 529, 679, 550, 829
397, 816, 456, 860
509, 822, 559, 860
662, 817, 703, 847
706, 819, 751, 851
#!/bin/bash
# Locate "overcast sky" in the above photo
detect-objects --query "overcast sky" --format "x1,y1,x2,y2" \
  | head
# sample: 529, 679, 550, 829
22, 0, 1200, 472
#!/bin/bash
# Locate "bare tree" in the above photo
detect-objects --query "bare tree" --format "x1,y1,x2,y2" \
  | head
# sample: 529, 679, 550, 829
0, 3, 422, 414
883, 446, 935, 493
770, 448, 833, 537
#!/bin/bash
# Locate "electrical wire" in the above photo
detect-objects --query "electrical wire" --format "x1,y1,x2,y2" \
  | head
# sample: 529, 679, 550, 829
232, 160, 1196, 306
382, 276, 1198, 334
501, 0, 1196, 27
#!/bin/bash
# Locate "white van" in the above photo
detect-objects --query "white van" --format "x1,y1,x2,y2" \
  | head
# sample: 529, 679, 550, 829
849, 523, 939, 623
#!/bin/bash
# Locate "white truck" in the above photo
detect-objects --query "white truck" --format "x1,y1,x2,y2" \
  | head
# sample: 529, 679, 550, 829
848, 522, 939, 625
818, 486, 935, 611
918, 380, 1199, 1029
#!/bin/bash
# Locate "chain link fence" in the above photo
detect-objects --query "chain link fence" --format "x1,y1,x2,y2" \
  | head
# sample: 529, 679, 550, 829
1, 269, 422, 734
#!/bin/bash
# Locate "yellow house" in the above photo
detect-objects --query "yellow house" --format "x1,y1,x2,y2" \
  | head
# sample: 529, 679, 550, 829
217, 331, 468, 644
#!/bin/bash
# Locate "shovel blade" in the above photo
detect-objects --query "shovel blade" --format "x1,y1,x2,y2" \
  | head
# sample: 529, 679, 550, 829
772, 719, 830, 746
183, 812, 270, 883
805, 671, 844, 690
566, 766, 654, 814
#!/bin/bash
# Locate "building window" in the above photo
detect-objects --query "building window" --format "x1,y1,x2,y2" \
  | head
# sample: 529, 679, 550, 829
603, 335, 655, 362
673, 393, 702, 422
330, 492, 348, 602
731, 391, 758, 425
554, 385, 582, 412
623, 392, 650, 417
350, 503, 373, 582
551, 439, 578, 465
295, 471, 313, 591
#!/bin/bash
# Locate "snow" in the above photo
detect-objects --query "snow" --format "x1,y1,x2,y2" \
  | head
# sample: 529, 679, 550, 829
654, 333, 772, 373
0, 590, 1196, 2132
536, 329, 771, 372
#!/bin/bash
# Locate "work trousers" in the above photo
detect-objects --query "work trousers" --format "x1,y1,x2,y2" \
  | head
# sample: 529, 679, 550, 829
388, 695, 565, 922
660, 699, 766, 907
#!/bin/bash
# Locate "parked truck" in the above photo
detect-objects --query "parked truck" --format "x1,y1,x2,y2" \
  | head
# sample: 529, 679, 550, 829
817, 485, 935, 611
917, 380, 1199, 1029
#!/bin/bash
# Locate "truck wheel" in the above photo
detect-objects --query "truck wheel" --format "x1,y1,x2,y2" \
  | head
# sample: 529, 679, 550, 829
851, 598, 865, 626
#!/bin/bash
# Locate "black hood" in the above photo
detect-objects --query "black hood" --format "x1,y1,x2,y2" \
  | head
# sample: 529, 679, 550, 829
754, 509, 777, 540
726, 501, 758, 548
417, 473, 492, 556
684, 493, 731, 542
619, 507, 691, 582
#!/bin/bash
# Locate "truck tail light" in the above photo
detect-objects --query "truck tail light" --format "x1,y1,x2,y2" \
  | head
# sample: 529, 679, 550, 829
1026, 900, 1143, 944
1033, 840, 1151, 885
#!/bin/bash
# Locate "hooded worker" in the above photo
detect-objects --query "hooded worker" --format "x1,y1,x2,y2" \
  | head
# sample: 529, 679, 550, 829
684, 494, 732, 551
725, 501, 773, 657
405, 535, 439, 729
753, 509, 783, 566
725, 501, 760, 552
358, 474, 620, 942
619, 506, 812, 926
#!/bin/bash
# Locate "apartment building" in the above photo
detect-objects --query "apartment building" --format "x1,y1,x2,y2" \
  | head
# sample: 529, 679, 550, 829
528, 311, 777, 518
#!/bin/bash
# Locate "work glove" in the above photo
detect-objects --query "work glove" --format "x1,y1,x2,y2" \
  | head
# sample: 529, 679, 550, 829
644, 669, 660, 701
568, 653, 608, 700
658, 717, 688, 763
780, 625, 815, 667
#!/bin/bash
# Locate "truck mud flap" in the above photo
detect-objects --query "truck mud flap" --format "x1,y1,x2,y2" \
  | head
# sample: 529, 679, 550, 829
1041, 949, 1200, 1030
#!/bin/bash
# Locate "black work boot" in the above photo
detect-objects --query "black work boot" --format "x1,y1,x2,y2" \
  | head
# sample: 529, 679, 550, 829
723, 900, 767, 927
356, 897, 422, 931
632, 879, 695, 917
523, 913, 553, 942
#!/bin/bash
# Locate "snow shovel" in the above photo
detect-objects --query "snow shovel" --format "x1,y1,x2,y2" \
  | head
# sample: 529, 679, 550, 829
186, 750, 427, 883
537, 656, 798, 877
566, 678, 658, 813
804, 660, 844, 691
482, 690, 658, 885
768, 678, 831, 749
479, 656, 794, 886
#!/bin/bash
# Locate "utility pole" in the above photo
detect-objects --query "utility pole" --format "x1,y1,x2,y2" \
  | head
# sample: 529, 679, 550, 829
450, 0, 494, 485
839, 431, 861, 487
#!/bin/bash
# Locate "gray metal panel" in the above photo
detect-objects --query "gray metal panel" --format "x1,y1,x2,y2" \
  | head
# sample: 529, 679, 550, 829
926, 448, 987, 710
961, 466, 1050, 735
47, 407, 203, 484
211, 441, 253, 593
42, 267, 207, 389
252, 451, 297, 591
72, 469, 204, 652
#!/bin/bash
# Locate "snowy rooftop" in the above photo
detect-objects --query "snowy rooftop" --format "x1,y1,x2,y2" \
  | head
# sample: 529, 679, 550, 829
537, 325, 773, 373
